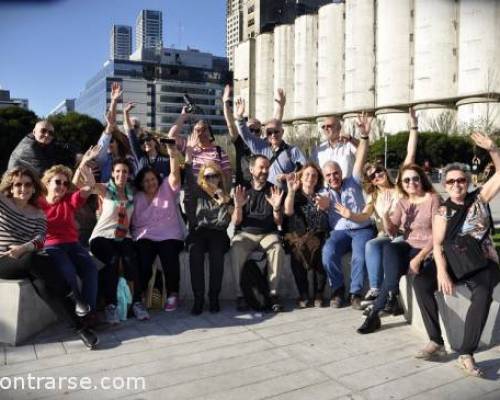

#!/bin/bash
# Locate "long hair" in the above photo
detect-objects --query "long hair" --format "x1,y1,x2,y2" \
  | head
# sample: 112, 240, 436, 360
396, 163, 435, 197
41, 165, 75, 194
296, 162, 324, 193
197, 161, 228, 197
109, 127, 132, 159
362, 162, 395, 199
0, 167, 45, 206
138, 131, 168, 157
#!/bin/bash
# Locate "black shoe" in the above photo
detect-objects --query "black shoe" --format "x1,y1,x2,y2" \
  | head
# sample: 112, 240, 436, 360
236, 296, 249, 312
67, 291, 90, 318
330, 287, 345, 308
357, 310, 381, 334
350, 294, 363, 310
191, 298, 204, 315
382, 291, 403, 316
209, 297, 220, 313
77, 328, 99, 349
270, 295, 283, 313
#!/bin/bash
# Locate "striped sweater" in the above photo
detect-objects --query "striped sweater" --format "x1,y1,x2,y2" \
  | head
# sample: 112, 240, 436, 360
0, 193, 46, 253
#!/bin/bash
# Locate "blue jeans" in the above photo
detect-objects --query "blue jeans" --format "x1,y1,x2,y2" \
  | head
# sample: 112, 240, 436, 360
365, 235, 391, 289
44, 242, 98, 310
322, 227, 375, 295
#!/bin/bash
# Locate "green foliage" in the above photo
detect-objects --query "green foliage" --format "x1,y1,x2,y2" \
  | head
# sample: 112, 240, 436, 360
48, 112, 104, 153
0, 106, 39, 171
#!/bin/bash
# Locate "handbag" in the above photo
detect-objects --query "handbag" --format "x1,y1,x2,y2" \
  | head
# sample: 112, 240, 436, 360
442, 193, 490, 281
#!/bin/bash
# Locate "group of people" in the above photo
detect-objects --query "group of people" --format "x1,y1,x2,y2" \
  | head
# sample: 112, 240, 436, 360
1, 83, 499, 378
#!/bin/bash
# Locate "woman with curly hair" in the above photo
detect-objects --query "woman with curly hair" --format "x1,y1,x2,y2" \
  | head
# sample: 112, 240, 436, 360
284, 162, 330, 308
184, 134, 233, 315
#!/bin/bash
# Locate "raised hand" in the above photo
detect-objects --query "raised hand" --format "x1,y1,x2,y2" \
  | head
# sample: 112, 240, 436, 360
356, 111, 373, 137
235, 98, 245, 119
233, 185, 248, 208
124, 102, 135, 113
409, 106, 418, 127
222, 84, 232, 103
265, 185, 284, 210
286, 173, 301, 193
275, 88, 286, 108
81, 145, 101, 165
111, 82, 123, 101
80, 164, 96, 187
471, 131, 496, 151
314, 194, 330, 211
334, 203, 352, 219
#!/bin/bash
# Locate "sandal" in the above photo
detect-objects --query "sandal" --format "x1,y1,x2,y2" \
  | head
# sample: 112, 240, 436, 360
457, 355, 484, 378
414, 341, 447, 360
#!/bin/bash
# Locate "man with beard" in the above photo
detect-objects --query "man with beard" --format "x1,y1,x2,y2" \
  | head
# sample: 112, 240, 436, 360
317, 113, 375, 310
230, 155, 285, 312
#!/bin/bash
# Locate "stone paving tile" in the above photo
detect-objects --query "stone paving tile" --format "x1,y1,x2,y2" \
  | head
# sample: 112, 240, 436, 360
33, 342, 66, 359
5, 344, 37, 364
266, 379, 352, 400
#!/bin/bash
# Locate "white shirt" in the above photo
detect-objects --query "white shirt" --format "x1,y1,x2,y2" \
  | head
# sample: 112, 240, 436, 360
311, 140, 356, 177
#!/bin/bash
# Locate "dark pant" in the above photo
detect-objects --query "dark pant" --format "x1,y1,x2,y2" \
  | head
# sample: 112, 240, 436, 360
0, 253, 33, 279
188, 228, 229, 300
136, 238, 183, 296
44, 242, 98, 310
90, 237, 141, 305
415, 261, 500, 355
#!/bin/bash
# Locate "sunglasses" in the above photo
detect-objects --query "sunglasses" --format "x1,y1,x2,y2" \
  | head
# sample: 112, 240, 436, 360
13, 181, 33, 189
249, 127, 261, 135
402, 176, 421, 185
367, 168, 385, 181
266, 129, 281, 136
204, 173, 220, 180
54, 179, 70, 187
445, 177, 467, 186
40, 128, 54, 135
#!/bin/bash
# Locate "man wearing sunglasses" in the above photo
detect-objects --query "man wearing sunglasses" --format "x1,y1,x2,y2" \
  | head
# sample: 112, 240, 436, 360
319, 113, 375, 310
233, 97, 306, 187
8, 120, 74, 177
311, 116, 359, 178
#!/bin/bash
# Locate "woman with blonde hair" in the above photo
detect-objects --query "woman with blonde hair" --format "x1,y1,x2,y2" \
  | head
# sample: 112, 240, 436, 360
184, 134, 233, 315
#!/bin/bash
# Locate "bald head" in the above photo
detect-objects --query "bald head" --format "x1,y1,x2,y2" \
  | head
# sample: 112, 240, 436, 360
33, 120, 54, 145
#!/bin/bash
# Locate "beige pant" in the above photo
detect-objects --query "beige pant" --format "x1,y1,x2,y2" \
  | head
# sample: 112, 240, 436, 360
230, 231, 285, 297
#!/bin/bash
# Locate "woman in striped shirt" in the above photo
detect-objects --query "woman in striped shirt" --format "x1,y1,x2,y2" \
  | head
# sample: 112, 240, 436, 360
0, 167, 46, 278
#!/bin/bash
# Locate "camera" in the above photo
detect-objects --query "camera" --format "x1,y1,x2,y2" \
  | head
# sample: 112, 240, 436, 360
183, 94, 196, 114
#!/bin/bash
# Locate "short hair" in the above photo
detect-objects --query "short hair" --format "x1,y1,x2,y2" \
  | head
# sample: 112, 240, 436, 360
249, 154, 270, 168
0, 167, 45, 206
322, 160, 341, 172
296, 162, 324, 193
324, 116, 342, 131
441, 162, 471, 186
263, 118, 283, 129
397, 163, 435, 196
134, 166, 163, 192
41, 164, 75, 192
112, 157, 132, 173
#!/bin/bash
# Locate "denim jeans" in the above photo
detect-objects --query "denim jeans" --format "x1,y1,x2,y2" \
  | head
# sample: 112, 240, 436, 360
364, 235, 392, 289
321, 227, 375, 295
44, 242, 99, 310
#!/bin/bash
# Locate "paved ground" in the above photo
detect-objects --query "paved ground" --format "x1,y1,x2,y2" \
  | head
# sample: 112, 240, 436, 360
1, 303, 499, 400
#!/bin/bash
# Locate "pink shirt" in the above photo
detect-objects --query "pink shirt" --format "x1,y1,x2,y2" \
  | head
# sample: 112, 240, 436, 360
391, 193, 441, 249
131, 179, 184, 241
38, 191, 86, 246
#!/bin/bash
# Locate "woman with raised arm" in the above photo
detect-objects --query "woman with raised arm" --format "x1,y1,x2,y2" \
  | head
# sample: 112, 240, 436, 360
131, 144, 184, 312
284, 163, 329, 308
89, 158, 149, 324
184, 133, 233, 315
432, 132, 500, 377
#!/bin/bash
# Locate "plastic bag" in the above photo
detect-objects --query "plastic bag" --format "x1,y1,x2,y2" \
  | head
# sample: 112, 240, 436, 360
117, 277, 132, 320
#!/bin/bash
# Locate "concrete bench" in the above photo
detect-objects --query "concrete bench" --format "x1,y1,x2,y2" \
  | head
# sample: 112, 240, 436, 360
399, 275, 500, 351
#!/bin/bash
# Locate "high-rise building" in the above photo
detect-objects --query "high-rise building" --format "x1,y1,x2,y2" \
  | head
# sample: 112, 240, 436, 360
226, 0, 244, 70
136, 9, 163, 50
49, 99, 76, 115
110, 25, 132, 60
0, 89, 29, 110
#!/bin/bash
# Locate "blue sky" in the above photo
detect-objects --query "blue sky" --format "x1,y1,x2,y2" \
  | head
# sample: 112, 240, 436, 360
0, 0, 226, 117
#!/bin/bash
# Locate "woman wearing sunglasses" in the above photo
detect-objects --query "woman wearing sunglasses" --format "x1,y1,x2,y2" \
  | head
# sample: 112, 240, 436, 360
357, 162, 441, 344
184, 134, 233, 315
432, 132, 500, 377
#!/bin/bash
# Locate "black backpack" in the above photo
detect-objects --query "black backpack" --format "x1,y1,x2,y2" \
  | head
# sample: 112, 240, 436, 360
240, 258, 270, 311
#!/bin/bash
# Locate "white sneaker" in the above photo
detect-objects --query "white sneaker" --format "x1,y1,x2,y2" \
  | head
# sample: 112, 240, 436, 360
164, 295, 179, 312
132, 302, 150, 321
364, 288, 380, 301
104, 304, 120, 325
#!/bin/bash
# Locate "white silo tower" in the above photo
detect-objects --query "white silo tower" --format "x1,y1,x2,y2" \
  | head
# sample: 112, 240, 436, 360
294, 13, 318, 119
233, 39, 256, 118
344, 0, 375, 112
254, 33, 274, 122
273, 24, 295, 121
317, 2, 345, 116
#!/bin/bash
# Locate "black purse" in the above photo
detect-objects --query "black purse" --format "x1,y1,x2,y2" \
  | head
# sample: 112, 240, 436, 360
442, 193, 491, 281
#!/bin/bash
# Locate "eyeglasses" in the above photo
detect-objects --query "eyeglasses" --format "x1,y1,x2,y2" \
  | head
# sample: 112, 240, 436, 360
13, 182, 33, 189
54, 179, 70, 187
325, 171, 341, 178
266, 129, 281, 136
40, 128, 54, 135
367, 168, 385, 182
402, 176, 421, 185
204, 173, 220, 180
249, 127, 261, 135
445, 177, 467, 186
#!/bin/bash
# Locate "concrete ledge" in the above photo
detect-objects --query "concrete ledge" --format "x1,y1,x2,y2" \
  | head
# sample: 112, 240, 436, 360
399, 275, 500, 351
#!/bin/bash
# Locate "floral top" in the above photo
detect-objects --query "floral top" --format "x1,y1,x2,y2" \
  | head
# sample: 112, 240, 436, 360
286, 191, 329, 236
